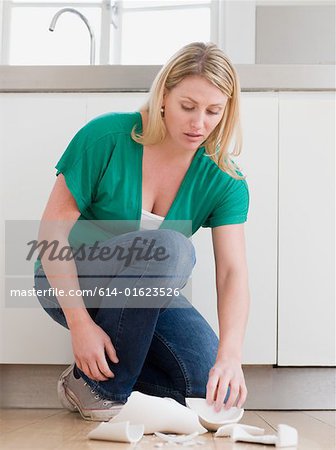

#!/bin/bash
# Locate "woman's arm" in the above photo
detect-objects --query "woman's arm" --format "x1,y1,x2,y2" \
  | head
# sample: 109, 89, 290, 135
37, 174, 118, 381
212, 223, 250, 360
38, 174, 91, 327
206, 223, 250, 410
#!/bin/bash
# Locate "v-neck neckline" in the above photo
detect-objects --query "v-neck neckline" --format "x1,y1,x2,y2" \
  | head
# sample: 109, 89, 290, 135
135, 111, 204, 224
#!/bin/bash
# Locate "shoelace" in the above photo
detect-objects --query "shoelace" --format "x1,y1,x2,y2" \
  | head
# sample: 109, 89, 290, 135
84, 381, 119, 407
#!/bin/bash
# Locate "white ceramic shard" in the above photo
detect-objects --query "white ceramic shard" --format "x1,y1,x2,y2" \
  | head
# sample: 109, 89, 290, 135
109, 391, 207, 435
232, 425, 278, 445
231, 423, 298, 448
87, 420, 144, 443
215, 423, 265, 437
276, 424, 299, 448
154, 431, 199, 443
185, 398, 244, 431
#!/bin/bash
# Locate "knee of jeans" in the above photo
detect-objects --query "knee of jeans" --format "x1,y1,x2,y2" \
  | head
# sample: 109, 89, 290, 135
151, 230, 196, 274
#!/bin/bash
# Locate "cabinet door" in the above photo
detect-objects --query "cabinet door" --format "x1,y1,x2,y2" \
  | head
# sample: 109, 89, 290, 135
0, 93, 148, 363
278, 92, 335, 366
0, 93, 87, 363
192, 93, 279, 364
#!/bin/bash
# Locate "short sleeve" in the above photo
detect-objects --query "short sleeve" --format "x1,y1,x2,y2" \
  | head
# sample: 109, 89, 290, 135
55, 119, 116, 213
202, 177, 250, 228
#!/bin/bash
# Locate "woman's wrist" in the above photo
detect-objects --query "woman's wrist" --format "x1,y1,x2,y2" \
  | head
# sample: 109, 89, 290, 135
216, 347, 242, 364
64, 307, 92, 329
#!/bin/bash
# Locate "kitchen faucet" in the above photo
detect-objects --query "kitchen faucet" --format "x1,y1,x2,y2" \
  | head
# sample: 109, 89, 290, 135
49, 8, 96, 65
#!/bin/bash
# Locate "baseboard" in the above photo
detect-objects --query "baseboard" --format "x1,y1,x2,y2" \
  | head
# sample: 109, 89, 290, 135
0, 364, 335, 410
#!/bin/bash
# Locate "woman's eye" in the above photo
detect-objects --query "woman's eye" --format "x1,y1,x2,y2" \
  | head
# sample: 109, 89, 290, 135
181, 105, 220, 115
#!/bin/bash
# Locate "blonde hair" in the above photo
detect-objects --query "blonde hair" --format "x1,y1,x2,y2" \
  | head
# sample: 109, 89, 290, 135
131, 42, 245, 180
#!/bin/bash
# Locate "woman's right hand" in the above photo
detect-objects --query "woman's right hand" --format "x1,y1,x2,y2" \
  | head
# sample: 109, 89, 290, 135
69, 318, 119, 381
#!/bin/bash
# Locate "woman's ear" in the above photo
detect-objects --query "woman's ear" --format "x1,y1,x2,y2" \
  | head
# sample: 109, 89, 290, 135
162, 88, 169, 105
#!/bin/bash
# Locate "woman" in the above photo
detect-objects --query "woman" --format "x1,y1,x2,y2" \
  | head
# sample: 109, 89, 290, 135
34, 42, 250, 422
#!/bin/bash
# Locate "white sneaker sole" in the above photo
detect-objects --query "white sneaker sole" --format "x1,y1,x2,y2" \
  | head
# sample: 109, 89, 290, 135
57, 364, 78, 413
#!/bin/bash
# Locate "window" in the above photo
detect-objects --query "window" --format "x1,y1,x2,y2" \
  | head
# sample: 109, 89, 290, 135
112, 0, 211, 64
1, 1, 104, 65
1, 0, 214, 65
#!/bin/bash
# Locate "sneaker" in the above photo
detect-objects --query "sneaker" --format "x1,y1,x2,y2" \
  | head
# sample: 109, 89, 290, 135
57, 363, 125, 422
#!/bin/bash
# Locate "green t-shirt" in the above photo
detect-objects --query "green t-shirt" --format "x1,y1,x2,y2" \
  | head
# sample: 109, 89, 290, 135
34, 112, 249, 272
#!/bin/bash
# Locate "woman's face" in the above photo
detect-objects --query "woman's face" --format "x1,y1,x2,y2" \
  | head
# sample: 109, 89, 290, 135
162, 75, 229, 152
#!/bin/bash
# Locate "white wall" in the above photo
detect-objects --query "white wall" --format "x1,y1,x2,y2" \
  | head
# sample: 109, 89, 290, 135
256, 3, 336, 64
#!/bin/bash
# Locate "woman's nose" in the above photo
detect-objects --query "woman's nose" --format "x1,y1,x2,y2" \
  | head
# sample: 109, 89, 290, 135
190, 113, 204, 130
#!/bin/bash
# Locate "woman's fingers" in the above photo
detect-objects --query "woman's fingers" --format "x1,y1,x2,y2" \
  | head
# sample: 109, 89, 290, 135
207, 371, 242, 411
75, 348, 118, 381
222, 381, 239, 410
81, 361, 95, 381
98, 353, 115, 379
93, 360, 111, 381
214, 382, 228, 411
206, 367, 219, 405
206, 361, 247, 411
94, 339, 119, 380
105, 339, 119, 365
237, 384, 248, 408
81, 360, 107, 381
213, 377, 231, 412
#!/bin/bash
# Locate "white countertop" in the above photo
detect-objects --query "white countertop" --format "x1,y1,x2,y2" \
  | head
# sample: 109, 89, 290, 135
0, 64, 334, 92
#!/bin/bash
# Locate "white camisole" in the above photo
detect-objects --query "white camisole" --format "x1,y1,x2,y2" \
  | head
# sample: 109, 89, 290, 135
139, 208, 165, 230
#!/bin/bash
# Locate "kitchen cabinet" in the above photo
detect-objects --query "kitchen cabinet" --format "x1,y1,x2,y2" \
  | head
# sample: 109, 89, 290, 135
1, 91, 331, 368
278, 92, 335, 366
0, 94, 87, 363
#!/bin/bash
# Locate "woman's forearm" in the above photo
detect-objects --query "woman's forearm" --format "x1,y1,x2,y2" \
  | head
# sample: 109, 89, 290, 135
38, 231, 92, 328
215, 271, 250, 362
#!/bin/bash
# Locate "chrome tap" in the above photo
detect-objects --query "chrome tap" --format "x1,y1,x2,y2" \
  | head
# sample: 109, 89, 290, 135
49, 8, 96, 65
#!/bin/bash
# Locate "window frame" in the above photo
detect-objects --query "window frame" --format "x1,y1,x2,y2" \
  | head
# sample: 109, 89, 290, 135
1, 0, 219, 65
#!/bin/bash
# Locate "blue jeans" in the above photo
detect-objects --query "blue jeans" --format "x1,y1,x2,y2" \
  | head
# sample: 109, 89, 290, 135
34, 229, 230, 405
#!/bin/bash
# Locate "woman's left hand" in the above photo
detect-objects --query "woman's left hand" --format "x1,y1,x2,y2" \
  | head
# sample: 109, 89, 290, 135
206, 356, 247, 412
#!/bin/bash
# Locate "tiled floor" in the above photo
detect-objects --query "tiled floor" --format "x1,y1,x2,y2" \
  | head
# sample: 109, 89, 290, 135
0, 408, 335, 449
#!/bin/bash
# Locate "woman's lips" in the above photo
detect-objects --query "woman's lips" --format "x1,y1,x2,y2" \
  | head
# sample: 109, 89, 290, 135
184, 132, 203, 141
